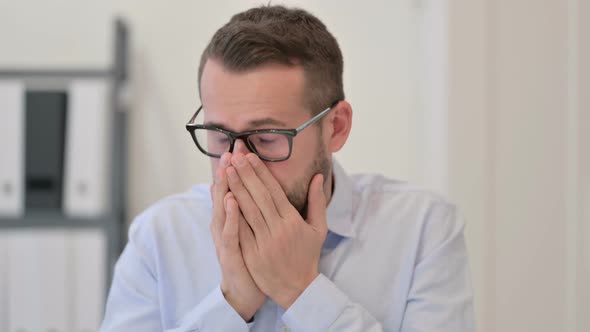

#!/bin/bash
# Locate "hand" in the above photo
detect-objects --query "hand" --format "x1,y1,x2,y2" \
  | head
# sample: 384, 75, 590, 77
210, 153, 266, 321
226, 152, 328, 309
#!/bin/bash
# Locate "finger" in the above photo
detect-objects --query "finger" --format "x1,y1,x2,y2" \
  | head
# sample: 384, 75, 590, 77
226, 166, 269, 239
238, 211, 257, 258
214, 153, 231, 215
245, 153, 296, 217
212, 153, 231, 243
222, 193, 240, 251
231, 153, 281, 227
306, 174, 327, 233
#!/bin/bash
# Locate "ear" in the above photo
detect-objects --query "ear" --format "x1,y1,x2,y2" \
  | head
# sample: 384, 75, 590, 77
323, 101, 352, 153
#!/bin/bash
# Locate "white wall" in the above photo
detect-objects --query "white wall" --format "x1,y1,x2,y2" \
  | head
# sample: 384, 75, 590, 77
0, 0, 425, 218
1, 0, 588, 331
448, 0, 492, 330
448, 0, 589, 331
0, 2, 429, 330
580, 1, 590, 329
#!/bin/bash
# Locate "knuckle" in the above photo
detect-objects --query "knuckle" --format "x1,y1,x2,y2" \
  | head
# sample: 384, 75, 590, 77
284, 209, 298, 220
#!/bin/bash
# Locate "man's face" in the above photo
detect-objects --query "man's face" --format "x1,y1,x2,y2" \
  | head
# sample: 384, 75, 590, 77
200, 59, 331, 217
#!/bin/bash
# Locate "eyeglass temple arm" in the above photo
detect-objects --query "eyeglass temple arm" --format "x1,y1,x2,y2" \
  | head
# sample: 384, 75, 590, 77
295, 101, 340, 133
187, 106, 203, 125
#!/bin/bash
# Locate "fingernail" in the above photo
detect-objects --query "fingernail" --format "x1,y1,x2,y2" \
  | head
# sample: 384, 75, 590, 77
319, 174, 324, 192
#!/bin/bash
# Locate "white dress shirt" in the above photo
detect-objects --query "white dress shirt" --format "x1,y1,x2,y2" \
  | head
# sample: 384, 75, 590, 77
100, 159, 475, 332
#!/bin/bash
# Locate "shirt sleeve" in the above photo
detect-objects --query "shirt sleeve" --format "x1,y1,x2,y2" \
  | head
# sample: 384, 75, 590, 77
282, 274, 384, 332
171, 285, 252, 332
99, 222, 250, 332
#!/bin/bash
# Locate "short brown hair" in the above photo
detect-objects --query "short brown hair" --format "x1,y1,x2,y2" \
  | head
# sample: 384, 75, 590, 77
198, 5, 344, 114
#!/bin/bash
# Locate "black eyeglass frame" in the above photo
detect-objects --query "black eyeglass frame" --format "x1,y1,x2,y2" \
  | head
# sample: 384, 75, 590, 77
185, 100, 340, 162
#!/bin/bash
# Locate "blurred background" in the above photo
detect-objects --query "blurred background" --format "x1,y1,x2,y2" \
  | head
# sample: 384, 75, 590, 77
0, 0, 588, 331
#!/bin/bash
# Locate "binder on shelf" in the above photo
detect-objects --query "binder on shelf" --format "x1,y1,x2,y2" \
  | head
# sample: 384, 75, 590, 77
25, 91, 68, 211
63, 79, 112, 218
0, 80, 24, 218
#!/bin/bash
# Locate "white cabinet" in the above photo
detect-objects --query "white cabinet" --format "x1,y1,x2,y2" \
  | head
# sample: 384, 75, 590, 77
1, 229, 106, 332
72, 230, 106, 332
8, 231, 45, 332
0, 233, 8, 332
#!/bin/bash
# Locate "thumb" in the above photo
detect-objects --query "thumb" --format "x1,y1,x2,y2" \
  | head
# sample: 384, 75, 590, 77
306, 173, 327, 231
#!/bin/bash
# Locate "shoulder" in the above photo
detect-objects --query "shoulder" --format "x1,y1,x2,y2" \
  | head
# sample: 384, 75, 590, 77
349, 172, 465, 264
351, 172, 456, 215
350, 172, 462, 244
127, 184, 213, 246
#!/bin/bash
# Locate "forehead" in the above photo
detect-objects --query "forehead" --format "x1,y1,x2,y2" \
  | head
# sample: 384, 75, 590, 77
200, 59, 307, 127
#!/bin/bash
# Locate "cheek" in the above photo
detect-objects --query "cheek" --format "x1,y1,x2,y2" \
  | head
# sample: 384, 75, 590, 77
292, 128, 324, 162
263, 160, 304, 198
264, 135, 316, 189
292, 128, 318, 154
264, 162, 290, 186
260, 127, 322, 188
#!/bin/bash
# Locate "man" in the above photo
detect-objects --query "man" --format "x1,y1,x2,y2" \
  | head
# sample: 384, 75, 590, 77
100, 5, 474, 332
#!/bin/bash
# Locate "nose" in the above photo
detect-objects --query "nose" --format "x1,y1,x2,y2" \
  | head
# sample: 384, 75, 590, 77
232, 138, 251, 155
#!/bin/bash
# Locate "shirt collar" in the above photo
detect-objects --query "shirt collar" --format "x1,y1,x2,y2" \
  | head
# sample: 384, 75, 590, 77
326, 159, 356, 238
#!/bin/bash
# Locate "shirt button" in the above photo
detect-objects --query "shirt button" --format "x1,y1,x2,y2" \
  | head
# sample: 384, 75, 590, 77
280, 326, 291, 332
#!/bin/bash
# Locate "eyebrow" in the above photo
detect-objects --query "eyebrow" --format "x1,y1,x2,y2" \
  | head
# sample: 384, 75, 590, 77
205, 117, 288, 130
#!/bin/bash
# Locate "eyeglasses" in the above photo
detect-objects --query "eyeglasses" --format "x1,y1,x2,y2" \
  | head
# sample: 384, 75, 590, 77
185, 101, 340, 162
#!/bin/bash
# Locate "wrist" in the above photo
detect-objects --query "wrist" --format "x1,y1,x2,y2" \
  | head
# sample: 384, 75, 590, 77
221, 285, 257, 322
275, 272, 319, 310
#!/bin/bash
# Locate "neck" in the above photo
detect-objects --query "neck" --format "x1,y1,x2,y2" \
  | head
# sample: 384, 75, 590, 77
323, 168, 335, 206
